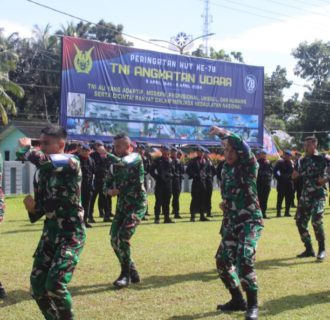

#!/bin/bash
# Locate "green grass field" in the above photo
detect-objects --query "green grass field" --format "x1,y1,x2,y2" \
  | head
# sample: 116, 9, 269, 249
1, 190, 330, 320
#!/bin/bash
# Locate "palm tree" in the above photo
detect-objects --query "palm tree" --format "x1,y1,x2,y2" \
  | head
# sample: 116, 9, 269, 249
0, 29, 24, 124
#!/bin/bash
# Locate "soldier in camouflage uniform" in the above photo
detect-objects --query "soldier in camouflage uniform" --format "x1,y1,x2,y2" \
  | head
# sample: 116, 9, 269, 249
210, 126, 263, 320
0, 154, 6, 299
17, 125, 86, 320
293, 136, 329, 261
102, 133, 147, 288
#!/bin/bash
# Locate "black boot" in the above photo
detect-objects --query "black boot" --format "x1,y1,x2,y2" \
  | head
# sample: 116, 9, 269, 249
284, 210, 291, 217
33, 294, 58, 319
130, 263, 141, 283
276, 209, 281, 217
245, 290, 258, 320
297, 243, 315, 258
164, 215, 175, 223
200, 213, 210, 221
207, 212, 213, 218
317, 240, 326, 262
174, 213, 182, 219
217, 287, 246, 312
190, 213, 195, 222
0, 282, 7, 299
113, 264, 130, 289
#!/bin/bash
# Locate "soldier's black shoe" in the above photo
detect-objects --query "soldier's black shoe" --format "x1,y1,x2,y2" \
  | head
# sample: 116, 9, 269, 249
297, 249, 315, 258
246, 306, 258, 320
113, 275, 130, 288
113, 265, 130, 289
207, 213, 213, 217
174, 214, 183, 219
0, 284, 7, 299
284, 213, 292, 217
217, 287, 246, 312
145, 212, 151, 216
200, 215, 210, 221
103, 217, 112, 222
85, 222, 93, 228
317, 250, 326, 261
246, 290, 258, 320
130, 264, 140, 283
164, 218, 175, 224
142, 216, 149, 221
217, 299, 246, 312
154, 218, 160, 224
88, 218, 96, 223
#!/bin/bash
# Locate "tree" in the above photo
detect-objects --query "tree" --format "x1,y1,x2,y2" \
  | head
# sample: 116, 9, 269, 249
291, 41, 330, 148
11, 24, 60, 121
56, 21, 91, 38
0, 29, 24, 124
89, 20, 132, 45
292, 40, 330, 86
299, 83, 330, 148
264, 65, 292, 118
191, 45, 244, 63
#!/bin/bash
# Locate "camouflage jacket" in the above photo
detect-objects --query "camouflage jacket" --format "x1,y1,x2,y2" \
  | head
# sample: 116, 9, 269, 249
299, 153, 328, 200
218, 131, 263, 227
17, 147, 84, 232
0, 154, 5, 217
106, 152, 147, 204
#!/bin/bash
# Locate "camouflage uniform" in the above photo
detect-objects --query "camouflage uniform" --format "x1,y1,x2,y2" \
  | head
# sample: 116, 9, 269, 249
106, 153, 147, 271
295, 154, 328, 247
17, 147, 86, 320
215, 132, 263, 292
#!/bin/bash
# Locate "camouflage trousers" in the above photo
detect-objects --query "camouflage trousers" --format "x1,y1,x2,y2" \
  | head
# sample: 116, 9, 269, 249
215, 223, 263, 292
110, 201, 146, 267
30, 228, 85, 320
295, 197, 325, 245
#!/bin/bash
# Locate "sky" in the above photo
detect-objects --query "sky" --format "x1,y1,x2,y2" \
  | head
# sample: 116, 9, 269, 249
2, 0, 330, 99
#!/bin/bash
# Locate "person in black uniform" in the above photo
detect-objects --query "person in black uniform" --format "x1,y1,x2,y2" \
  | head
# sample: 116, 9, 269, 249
150, 145, 175, 224
90, 140, 111, 222
273, 150, 294, 217
293, 152, 303, 206
104, 143, 114, 219
137, 144, 151, 220
256, 149, 273, 219
186, 146, 209, 222
204, 149, 216, 218
78, 144, 95, 228
170, 146, 184, 219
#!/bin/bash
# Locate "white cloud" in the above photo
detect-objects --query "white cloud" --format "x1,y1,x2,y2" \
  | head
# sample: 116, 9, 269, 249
0, 19, 33, 38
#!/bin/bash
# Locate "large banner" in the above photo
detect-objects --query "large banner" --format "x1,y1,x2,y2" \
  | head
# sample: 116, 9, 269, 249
61, 36, 264, 145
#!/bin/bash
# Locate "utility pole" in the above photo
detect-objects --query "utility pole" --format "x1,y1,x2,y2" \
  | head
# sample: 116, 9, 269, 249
202, 0, 212, 56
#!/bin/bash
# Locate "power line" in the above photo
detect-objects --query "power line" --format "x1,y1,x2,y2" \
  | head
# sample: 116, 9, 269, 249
26, 0, 176, 53
268, 0, 330, 17
205, 0, 329, 31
